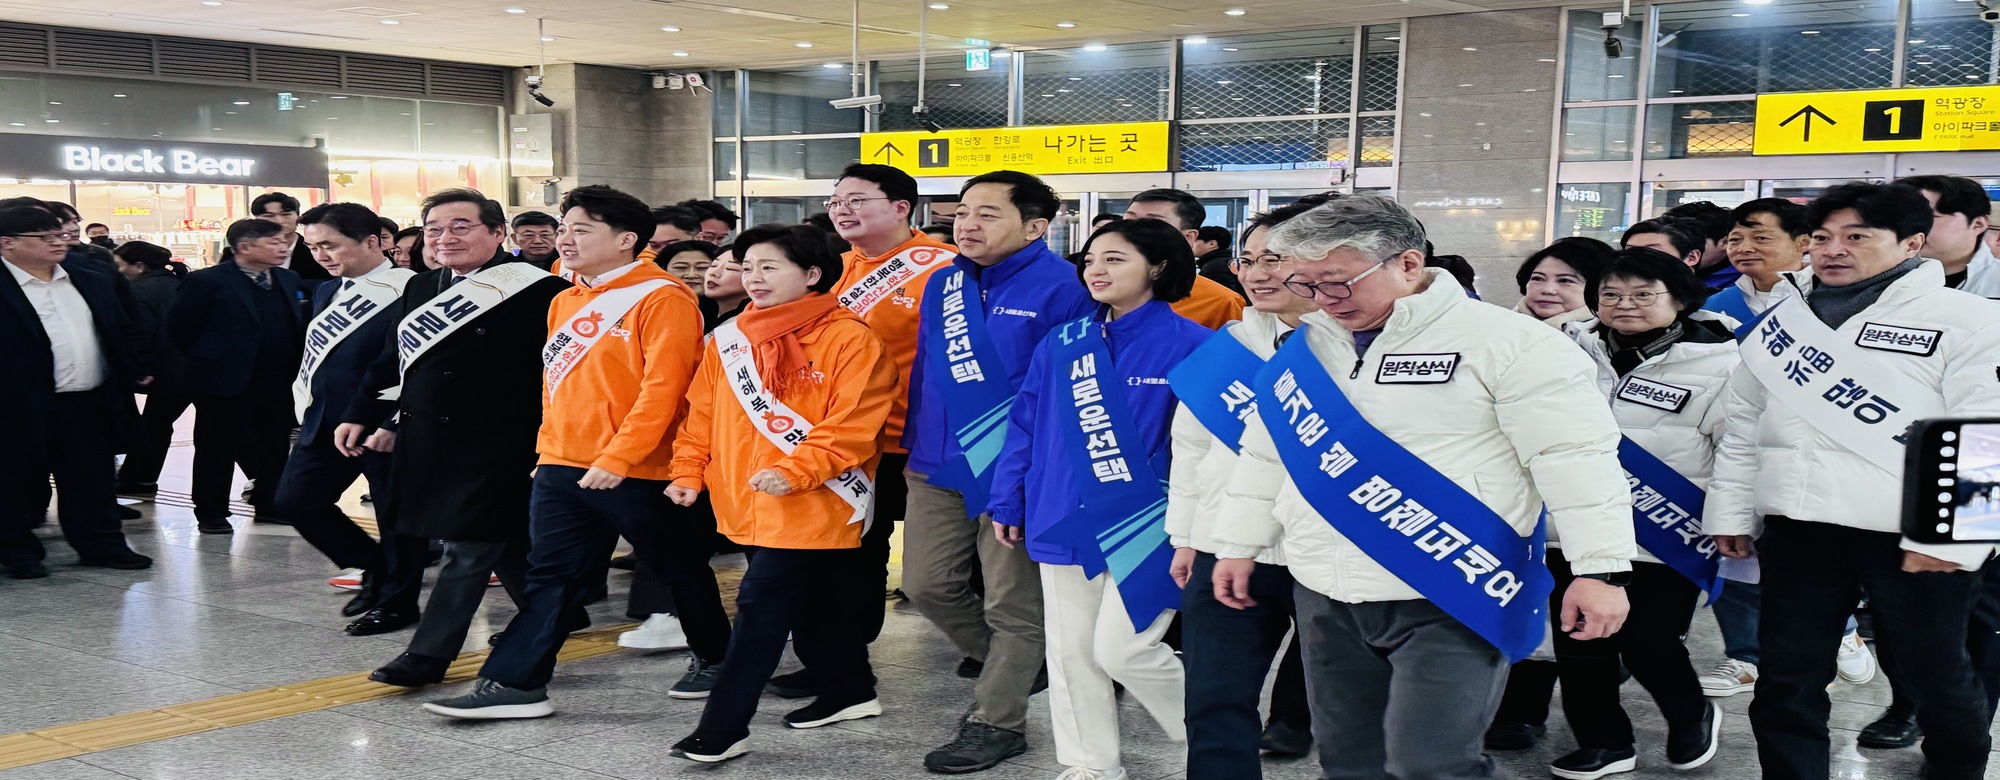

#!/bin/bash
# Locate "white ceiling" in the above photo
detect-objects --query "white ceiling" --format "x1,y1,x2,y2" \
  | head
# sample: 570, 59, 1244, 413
0, 0, 1559, 72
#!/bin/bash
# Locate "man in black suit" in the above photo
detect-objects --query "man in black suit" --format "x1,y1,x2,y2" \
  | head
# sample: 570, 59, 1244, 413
169, 218, 307, 534
0, 207, 154, 577
250, 191, 333, 290
274, 202, 429, 628
338, 188, 571, 680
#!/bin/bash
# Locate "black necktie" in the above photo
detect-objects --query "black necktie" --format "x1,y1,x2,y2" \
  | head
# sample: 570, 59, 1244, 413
1275, 329, 1294, 349
342, 279, 356, 291
251, 271, 271, 291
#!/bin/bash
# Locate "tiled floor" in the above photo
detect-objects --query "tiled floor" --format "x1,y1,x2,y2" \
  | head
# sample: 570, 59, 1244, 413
0, 427, 1988, 778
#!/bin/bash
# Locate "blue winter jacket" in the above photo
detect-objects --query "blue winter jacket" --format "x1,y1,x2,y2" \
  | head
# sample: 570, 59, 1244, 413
903, 240, 1097, 476
987, 299, 1212, 566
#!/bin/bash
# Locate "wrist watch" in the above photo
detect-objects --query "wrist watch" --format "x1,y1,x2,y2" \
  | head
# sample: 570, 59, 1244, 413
1577, 572, 1633, 587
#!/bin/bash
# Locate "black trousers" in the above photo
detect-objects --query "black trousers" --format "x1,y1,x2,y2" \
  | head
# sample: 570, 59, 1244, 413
482, 466, 733, 690
1181, 553, 1311, 780
1752, 517, 1990, 780
1875, 560, 2000, 719
272, 435, 425, 613
1491, 659, 1559, 728
117, 391, 192, 487
0, 391, 133, 566
696, 545, 877, 740
189, 375, 293, 517
623, 489, 720, 620
1548, 551, 1706, 750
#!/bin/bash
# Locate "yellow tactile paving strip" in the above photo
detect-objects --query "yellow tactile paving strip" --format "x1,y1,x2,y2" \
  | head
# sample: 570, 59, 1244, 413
0, 623, 634, 771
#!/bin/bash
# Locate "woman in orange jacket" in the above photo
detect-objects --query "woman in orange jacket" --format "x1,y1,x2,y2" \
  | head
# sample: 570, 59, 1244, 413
665, 223, 899, 764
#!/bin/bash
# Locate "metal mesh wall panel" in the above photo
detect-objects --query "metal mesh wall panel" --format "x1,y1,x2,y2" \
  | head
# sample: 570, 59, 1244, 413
1181, 119, 1351, 171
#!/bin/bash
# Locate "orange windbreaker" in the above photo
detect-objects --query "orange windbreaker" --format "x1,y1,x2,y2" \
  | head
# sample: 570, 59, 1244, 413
537, 261, 705, 480
1172, 273, 1247, 330
668, 307, 898, 549
834, 228, 954, 453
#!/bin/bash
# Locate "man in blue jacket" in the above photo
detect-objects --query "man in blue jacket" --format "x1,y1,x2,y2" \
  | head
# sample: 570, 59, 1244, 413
904, 170, 1097, 774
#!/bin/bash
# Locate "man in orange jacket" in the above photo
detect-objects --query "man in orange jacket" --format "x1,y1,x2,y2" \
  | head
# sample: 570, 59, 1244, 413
759, 164, 959, 701
1124, 188, 1246, 329
424, 185, 725, 719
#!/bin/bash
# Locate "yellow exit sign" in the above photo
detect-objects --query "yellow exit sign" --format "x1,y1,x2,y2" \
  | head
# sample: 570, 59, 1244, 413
1754, 85, 2000, 155
860, 121, 1171, 177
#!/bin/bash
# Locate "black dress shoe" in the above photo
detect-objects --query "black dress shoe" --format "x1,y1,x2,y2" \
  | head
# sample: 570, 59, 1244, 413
117, 482, 158, 497
1859, 704, 1922, 749
346, 607, 420, 636
78, 550, 154, 570
113, 504, 143, 520
579, 586, 608, 605
341, 571, 379, 618
767, 668, 820, 699
369, 652, 449, 687
956, 656, 984, 679
5, 561, 49, 579
1259, 719, 1313, 757
1551, 747, 1637, 779
1666, 700, 1721, 769
196, 516, 234, 535
252, 512, 291, 526
1485, 720, 1547, 751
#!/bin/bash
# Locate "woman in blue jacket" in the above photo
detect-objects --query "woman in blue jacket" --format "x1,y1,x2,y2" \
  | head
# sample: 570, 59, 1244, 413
988, 217, 1210, 780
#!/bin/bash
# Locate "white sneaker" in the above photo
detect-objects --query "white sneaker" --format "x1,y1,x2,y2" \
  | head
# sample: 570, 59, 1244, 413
1055, 768, 1128, 780
1698, 659, 1758, 697
618, 613, 690, 650
1836, 631, 1878, 685
328, 568, 364, 590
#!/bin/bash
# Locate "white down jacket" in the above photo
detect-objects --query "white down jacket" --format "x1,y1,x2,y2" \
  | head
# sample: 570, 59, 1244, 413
1211, 270, 1638, 604
1562, 318, 1741, 566
1167, 309, 1291, 565
1707, 261, 2000, 569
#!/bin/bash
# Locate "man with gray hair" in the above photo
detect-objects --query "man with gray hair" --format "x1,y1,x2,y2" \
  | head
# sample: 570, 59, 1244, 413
1209, 193, 1638, 778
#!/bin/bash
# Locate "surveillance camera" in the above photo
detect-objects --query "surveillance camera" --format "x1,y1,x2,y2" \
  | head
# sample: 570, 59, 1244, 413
912, 106, 944, 133
1603, 32, 1623, 59
830, 94, 884, 109
1982, 8, 2000, 23
525, 73, 556, 106
526, 74, 544, 89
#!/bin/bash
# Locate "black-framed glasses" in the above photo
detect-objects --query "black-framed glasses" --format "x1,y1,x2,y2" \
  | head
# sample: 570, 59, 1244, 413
823, 196, 892, 212
1229, 253, 1284, 272
1597, 290, 1669, 307
1281, 261, 1389, 301
5, 232, 68, 244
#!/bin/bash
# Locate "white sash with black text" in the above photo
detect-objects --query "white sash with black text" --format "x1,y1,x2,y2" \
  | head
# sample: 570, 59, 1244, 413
393, 263, 552, 377
711, 320, 875, 527
541, 278, 677, 400
1739, 295, 1942, 472
293, 268, 414, 420
836, 243, 953, 317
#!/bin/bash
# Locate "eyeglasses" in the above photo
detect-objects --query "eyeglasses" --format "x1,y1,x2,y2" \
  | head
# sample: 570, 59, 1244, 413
1229, 253, 1284, 272
1281, 261, 1389, 301
822, 196, 891, 212
423, 221, 488, 240
5, 232, 69, 244
1597, 290, 1669, 307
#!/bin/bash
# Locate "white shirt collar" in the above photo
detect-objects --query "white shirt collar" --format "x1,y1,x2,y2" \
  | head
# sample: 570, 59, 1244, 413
582, 260, 644, 288
3, 257, 66, 285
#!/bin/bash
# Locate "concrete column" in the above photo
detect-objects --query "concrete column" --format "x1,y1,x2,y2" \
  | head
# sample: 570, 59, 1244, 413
511, 62, 714, 207
1399, 9, 1562, 304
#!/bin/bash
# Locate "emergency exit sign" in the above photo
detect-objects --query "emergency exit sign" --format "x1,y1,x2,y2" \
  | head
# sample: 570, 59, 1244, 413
965, 48, 991, 72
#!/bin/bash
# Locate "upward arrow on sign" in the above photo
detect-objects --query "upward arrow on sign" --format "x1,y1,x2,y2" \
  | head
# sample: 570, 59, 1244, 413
873, 141, 905, 164
1779, 104, 1836, 142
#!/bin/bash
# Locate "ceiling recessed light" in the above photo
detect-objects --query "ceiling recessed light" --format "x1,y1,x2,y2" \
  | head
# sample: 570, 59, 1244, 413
1909, 38, 1927, 43
660, 26, 679, 31
540, 35, 555, 41
928, 2, 949, 8
1068, 76, 1083, 81
1221, 46, 1239, 51
1057, 88, 1073, 93
1384, 36, 1401, 41
1743, 0, 1773, 4
948, 82, 962, 87
1607, 73, 1625, 78
201, 0, 221, 5
1185, 36, 1207, 44
224, 111, 238, 115
1865, 47, 1884, 52
112, 93, 126, 98
672, 51, 689, 57
822, 62, 843, 69
1462, 46, 1477, 51
331, 95, 349, 99
1731, 12, 1750, 16
6, 122, 21, 127
1040, 93, 1055, 97
1216, 80, 1233, 84
45, 119, 59, 123
380, 18, 399, 24
1224, 8, 1246, 15
1083, 43, 1107, 51
1458, 83, 1474, 87
505, 7, 526, 13
232, 100, 250, 105
1537, 57, 1556, 62
1055, 21, 1075, 27
795, 41, 814, 48
1801, 30, 1820, 35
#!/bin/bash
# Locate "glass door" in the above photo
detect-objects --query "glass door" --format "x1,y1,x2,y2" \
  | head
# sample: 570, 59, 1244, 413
1645, 180, 1752, 219
1760, 178, 1883, 203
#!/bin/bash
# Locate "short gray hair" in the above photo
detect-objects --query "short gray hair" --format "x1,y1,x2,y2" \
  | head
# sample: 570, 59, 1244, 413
1265, 193, 1426, 264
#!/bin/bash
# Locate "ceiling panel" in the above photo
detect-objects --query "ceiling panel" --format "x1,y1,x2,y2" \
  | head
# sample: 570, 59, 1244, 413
0, 0, 1553, 71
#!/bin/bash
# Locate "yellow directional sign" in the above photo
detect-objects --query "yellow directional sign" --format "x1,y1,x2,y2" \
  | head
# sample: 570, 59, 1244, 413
1755, 85, 2000, 155
860, 121, 1171, 177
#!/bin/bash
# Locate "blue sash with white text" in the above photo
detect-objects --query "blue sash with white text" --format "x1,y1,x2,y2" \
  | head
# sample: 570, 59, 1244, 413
1617, 438, 1723, 602
921, 267, 1018, 515
1255, 329, 1553, 661
1032, 317, 1180, 630
1702, 286, 1756, 339
1166, 325, 1267, 452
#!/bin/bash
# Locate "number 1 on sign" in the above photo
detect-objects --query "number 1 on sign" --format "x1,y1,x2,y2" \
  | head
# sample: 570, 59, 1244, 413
925, 144, 942, 165
1883, 105, 1902, 136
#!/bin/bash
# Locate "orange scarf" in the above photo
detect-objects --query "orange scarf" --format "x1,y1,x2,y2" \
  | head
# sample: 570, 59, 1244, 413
734, 292, 852, 398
